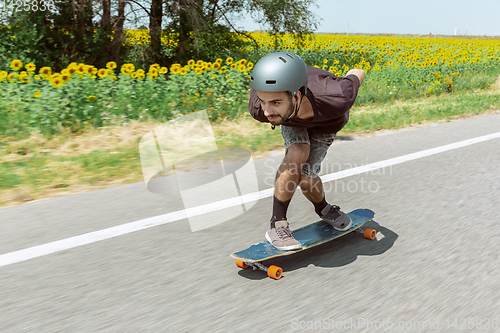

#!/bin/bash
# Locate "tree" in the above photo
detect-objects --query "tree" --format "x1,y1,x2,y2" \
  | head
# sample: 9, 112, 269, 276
160, 0, 318, 64
111, 0, 127, 63
0, 0, 112, 70
248, 0, 318, 49
0, 0, 318, 69
100, 0, 112, 60
149, 0, 163, 63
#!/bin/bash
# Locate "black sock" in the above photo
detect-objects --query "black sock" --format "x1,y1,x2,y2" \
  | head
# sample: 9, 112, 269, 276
313, 197, 328, 216
270, 196, 291, 227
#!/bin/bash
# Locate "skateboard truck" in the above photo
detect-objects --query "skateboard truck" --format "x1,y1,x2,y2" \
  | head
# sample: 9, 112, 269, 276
235, 260, 283, 280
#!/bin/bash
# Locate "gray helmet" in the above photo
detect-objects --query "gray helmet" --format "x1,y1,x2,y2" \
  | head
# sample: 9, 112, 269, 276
250, 52, 307, 96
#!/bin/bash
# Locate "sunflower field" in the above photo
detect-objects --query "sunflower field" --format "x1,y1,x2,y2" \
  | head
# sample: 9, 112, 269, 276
1, 32, 500, 137
1, 57, 252, 136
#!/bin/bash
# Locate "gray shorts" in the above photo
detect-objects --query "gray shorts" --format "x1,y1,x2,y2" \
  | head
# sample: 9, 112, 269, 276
280, 125, 336, 178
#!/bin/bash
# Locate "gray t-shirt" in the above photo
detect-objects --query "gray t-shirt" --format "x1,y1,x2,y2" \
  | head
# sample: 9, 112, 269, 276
249, 66, 360, 134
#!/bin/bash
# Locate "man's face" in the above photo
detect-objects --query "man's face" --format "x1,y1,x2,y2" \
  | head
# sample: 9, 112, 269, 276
256, 91, 294, 126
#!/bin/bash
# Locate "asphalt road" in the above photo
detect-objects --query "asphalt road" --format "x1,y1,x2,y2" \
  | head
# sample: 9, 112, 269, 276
1, 113, 499, 332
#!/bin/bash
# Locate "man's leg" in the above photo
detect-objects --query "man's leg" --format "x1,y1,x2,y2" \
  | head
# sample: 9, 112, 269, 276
271, 142, 309, 221
297, 130, 334, 207
299, 174, 331, 217
265, 127, 310, 250
299, 174, 325, 204
298, 131, 352, 231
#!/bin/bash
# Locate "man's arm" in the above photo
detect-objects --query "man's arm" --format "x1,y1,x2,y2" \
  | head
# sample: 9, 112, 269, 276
346, 68, 365, 85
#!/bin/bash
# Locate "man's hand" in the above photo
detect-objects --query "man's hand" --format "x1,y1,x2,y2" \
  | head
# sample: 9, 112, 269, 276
346, 68, 365, 85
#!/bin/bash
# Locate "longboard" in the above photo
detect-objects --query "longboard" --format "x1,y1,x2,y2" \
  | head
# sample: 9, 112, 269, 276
231, 208, 376, 279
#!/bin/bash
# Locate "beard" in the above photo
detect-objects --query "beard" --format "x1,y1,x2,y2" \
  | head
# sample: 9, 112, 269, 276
267, 101, 295, 126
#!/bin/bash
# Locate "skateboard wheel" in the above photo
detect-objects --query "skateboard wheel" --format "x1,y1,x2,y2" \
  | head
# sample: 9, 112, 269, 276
364, 229, 376, 240
267, 265, 283, 280
235, 260, 248, 268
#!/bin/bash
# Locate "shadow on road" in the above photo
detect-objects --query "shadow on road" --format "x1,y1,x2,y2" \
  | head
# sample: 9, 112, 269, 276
237, 220, 398, 280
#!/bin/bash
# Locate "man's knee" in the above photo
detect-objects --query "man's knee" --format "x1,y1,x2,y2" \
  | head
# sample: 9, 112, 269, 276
285, 143, 310, 164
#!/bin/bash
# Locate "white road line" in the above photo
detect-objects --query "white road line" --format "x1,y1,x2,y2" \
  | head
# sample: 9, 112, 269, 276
1, 131, 500, 267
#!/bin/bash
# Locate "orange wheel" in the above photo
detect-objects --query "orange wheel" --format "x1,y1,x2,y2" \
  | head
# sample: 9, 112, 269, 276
267, 265, 283, 280
364, 228, 376, 240
235, 260, 248, 268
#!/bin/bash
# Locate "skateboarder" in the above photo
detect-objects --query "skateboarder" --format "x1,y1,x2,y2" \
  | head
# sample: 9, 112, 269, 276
249, 52, 364, 250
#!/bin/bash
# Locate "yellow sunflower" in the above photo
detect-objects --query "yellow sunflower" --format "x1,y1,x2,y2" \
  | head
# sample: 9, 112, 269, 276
85, 65, 94, 76
61, 73, 71, 82
66, 65, 78, 76
18, 72, 30, 83
106, 61, 117, 69
34, 91, 42, 98
120, 64, 132, 75
39, 67, 52, 76
77, 63, 86, 74
25, 63, 36, 72
135, 69, 145, 79
10, 59, 23, 71
226, 57, 233, 64
50, 76, 64, 87
97, 68, 109, 78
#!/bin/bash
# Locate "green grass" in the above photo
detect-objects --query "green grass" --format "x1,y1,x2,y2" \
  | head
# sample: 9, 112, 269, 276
344, 88, 500, 132
0, 147, 142, 190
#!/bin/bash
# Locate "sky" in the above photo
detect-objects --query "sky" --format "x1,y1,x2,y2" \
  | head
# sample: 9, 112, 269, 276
235, 0, 500, 36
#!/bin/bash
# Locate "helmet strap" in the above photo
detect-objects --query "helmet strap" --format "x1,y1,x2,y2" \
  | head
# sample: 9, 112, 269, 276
285, 94, 303, 123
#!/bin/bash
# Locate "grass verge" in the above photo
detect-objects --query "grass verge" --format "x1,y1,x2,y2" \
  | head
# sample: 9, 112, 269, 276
1, 83, 499, 209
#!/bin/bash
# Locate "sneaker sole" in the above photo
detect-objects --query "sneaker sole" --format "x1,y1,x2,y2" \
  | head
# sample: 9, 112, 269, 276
265, 232, 302, 251
324, 216, 353, 232
332, 219, 352, 231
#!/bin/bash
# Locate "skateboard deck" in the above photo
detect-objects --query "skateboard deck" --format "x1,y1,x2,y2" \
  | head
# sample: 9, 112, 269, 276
231, 208, 376, 279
